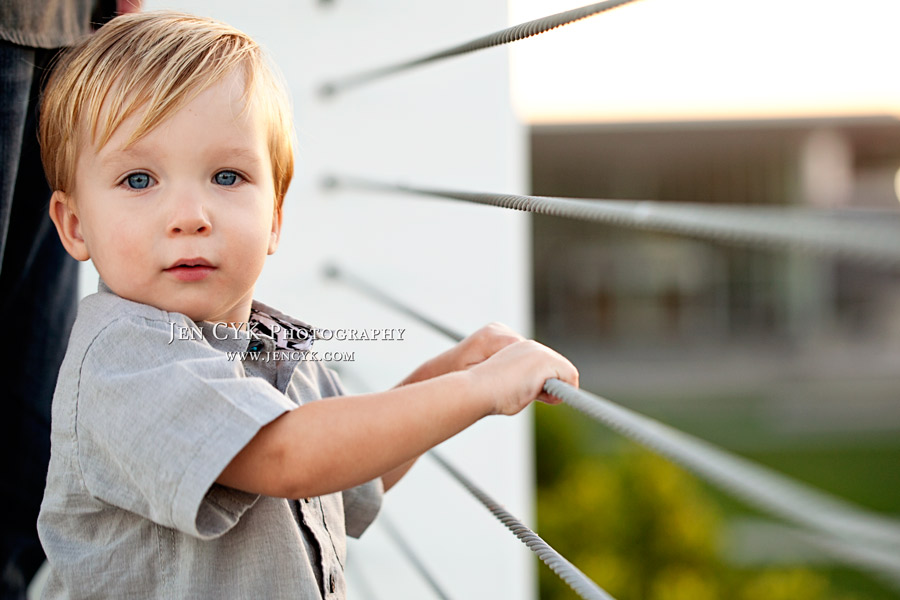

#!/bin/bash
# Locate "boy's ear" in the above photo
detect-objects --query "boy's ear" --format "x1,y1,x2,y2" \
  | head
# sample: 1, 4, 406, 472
49, 191, 90, 261
267, 205, 283, 255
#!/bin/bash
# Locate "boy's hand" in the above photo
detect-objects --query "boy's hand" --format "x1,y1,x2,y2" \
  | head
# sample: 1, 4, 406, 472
455, 322, 525, 369
469, 340, 578, 416
385, 322, 531, 490
398, 322, 523, 386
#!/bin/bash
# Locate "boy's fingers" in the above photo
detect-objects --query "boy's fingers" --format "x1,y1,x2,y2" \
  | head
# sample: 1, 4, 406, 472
538, 358, 578, 404
556, 353, 579, 389
462, 323, 526, 367
537, 392, 563, 405
563, 365, 579, 389
480, 323, 525, 346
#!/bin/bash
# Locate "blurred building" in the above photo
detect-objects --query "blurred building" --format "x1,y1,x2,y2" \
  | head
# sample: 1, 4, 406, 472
531, 116, 900, 411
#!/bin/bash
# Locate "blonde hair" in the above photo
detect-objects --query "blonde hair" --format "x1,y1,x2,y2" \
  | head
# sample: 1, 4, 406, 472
39, 11, 294, 208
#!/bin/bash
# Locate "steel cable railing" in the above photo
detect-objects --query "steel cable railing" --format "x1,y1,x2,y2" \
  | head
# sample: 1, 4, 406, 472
430, 451, 617, 600
325, 263, 900, 590
325, 176, 900, 267
308, 0, 900, 592
319, 0, 644, 96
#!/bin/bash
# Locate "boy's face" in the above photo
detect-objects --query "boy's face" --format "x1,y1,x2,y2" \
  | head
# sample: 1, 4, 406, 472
50, 70, 282, 325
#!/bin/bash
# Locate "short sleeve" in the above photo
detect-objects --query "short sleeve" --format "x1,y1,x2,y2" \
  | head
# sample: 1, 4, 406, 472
75, 314, 295, 539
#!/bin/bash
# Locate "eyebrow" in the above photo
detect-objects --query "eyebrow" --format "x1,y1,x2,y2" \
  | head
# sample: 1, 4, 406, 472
213, 147, 266, 163
99, 144, 266, 165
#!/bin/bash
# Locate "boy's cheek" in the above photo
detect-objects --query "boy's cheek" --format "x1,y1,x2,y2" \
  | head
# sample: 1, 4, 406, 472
88, 228, 147, 277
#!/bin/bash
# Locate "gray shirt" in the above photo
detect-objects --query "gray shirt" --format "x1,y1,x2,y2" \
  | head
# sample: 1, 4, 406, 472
38, 284, 382, 599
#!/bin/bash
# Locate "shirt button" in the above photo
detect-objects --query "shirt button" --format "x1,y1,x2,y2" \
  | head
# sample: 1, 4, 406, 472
303, 497, 311, 503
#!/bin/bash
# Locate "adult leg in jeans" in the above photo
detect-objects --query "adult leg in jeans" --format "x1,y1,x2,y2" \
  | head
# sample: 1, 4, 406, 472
0, 42, 79, 600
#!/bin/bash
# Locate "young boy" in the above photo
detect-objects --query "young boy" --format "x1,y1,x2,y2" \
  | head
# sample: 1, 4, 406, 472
36, 11, 578, 599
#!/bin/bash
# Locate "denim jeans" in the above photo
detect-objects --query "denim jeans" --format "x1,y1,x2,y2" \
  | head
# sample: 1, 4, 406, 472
0, 41, 79, 600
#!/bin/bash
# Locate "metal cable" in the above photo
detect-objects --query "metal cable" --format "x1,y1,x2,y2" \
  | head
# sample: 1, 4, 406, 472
542, 379, 900, 555
727, 520, 900, 590
319, 0, 644, 96
429, 451, 616, 600
323, 264, 466, 342
326, 176, 900, 267
325, 262, 900, 584
792, 530, 900, 590
379, 515, 455, 600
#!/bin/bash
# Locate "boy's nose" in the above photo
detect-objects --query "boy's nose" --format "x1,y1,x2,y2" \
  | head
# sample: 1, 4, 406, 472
167, 199, 212, 236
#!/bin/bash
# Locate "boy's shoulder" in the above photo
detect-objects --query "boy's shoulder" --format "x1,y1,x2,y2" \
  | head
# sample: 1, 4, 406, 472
77, 280, 189, 327
64, 281, 201, 362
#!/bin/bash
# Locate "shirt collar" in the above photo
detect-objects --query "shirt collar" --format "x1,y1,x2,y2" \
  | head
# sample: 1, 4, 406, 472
96, 279, 316, 354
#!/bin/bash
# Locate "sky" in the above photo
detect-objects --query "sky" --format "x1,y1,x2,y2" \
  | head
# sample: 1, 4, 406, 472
508, 0, 900, 123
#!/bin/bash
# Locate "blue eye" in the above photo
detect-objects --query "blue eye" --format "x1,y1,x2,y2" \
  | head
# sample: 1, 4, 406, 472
214, 170, 241, 186
125, 172, 153, 189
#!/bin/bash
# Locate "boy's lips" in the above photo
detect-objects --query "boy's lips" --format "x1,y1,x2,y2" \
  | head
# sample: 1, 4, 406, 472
165, 258, 216, 282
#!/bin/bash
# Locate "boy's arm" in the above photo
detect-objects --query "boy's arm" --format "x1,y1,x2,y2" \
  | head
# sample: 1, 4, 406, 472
216, 339, 576, 499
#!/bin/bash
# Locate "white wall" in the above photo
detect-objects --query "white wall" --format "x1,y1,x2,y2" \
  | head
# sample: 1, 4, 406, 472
104, 1, 533, 597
